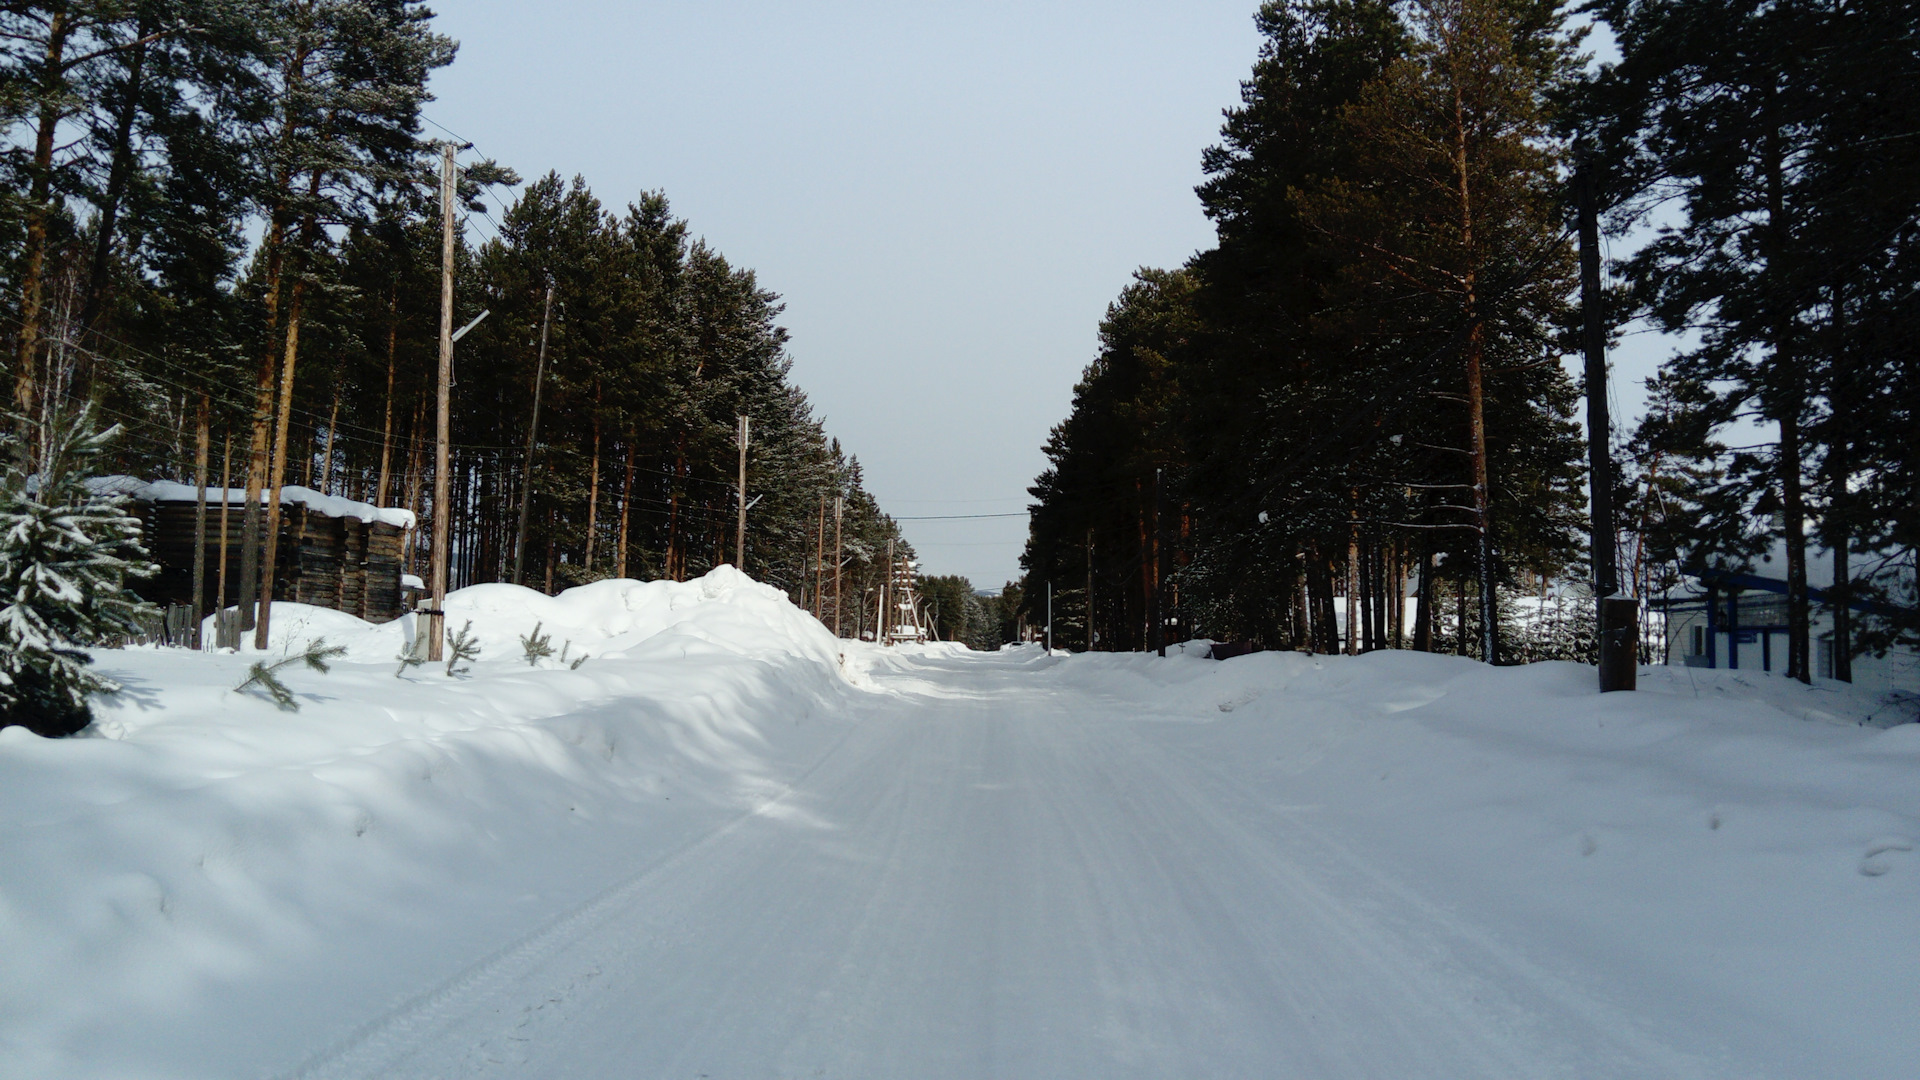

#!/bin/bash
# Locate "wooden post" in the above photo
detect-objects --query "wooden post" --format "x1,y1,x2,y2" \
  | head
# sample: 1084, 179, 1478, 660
428, 141, 456, 662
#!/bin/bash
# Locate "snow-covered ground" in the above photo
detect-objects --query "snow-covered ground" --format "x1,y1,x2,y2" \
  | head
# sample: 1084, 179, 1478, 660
1, 570, 1914, 1078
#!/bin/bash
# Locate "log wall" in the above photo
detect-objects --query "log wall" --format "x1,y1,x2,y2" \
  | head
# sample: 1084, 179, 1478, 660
130, 497, 408, 624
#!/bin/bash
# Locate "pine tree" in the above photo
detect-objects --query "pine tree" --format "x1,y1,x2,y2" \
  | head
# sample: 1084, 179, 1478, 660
0, 408, 156, 736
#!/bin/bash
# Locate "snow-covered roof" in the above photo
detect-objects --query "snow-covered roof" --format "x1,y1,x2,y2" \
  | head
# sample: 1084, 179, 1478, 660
86, 476, 416, 529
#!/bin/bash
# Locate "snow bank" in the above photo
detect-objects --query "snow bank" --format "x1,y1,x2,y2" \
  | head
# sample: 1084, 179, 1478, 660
0, 567, 854, 1079
208, 565, 845, 677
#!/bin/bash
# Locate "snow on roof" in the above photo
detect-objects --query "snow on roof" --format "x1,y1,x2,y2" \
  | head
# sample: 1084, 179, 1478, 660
86, 476, 416, 529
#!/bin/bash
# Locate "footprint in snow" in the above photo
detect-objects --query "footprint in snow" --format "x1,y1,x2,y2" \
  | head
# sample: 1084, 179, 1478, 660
1859, 836, 1913, 877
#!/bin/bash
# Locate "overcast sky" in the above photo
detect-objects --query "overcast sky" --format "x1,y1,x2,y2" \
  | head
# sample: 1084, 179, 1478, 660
426, 1, 1671, 588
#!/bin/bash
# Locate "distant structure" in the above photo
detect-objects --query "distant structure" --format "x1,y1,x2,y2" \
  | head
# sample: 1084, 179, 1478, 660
1656, 562, 1917, 696
89, 478, 415, 624
884, 552, 929, 645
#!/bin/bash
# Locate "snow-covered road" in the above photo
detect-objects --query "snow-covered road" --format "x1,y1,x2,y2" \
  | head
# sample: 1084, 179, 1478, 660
284, 647, 1824, 1080
6, 574, 1913, 1079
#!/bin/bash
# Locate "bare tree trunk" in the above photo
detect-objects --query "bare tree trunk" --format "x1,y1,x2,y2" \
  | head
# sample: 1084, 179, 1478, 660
79, 21, 151, 338
13, 10, 76, 428
402, 395, 426, 579
583, 404, 602, 573
665, 440, 686, 581
319, 388, 339, 495
1762, 118, 1811, 683
616, 440, 634, 579
1413, 543, 1434, 652
815, 494, 826, 618
376, 287, 398, 506
1346, 509, 1359, 655
238, 253, 282, 633
216, 433, 232, 616
255, 269, 310, 649
191, 395, 211, 647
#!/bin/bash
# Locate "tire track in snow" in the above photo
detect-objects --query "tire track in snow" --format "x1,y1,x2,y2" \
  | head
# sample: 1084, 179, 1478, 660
271, 701, 876, 1080
1084, 681, 1744, 1080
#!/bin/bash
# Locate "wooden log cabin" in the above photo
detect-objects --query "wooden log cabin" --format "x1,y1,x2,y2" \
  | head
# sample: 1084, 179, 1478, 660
88, 478, 416, 624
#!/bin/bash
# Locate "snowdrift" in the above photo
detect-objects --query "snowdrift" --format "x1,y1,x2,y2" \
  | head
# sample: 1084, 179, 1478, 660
0, 567, 857, 1080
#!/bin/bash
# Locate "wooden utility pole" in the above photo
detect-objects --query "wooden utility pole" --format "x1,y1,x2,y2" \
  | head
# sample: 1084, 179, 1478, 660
513, 282, 553, 585
1577, 141, 1635, 691
735, 414, 750, 571
832, 495, 844, 637
428, 141, 456, 662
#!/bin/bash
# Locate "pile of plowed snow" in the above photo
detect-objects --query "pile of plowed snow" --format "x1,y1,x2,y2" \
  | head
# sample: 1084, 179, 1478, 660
214, 563, 846, 673
0, 567, 861, 1080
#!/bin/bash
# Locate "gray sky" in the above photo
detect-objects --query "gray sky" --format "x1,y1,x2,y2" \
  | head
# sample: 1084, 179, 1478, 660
428, 2, 1675, 588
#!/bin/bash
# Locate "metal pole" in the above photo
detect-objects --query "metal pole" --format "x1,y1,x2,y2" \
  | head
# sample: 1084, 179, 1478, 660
1046, 580, 1053, 653
513, 282, 552, 586
428, 142, 456, 662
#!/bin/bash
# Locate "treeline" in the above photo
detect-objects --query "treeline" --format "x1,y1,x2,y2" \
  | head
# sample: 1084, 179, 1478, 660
0, 0, 908, 630
1023, 0, 1919, 675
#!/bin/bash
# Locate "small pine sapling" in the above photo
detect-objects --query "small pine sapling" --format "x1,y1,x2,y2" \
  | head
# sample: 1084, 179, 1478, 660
557, 639, 588, 668
570, 651, 589, 670
444, 619, 481, 676
0, 407, 157, 736
520, 621, 554, 666
234, 639, 348, 711
394, 645, 425, 678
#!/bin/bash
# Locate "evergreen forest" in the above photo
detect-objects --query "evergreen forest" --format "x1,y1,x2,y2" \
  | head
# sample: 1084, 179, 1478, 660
1020, 0, 1920, 678
0, 0, 911, 644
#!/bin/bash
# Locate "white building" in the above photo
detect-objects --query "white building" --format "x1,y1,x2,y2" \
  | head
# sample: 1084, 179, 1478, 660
1656, 550, 1917, 698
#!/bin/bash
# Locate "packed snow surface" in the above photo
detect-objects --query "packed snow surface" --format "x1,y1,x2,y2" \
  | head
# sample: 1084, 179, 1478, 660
2, 569, 1915, 1078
